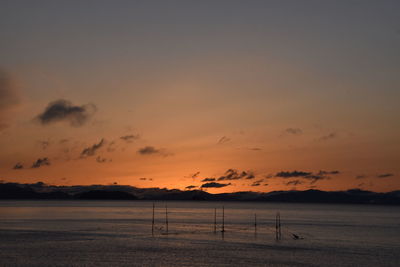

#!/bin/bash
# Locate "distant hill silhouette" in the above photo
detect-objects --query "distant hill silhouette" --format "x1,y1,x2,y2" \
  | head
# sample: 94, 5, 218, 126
0, 182, 399, 204
76, 190, 138, 200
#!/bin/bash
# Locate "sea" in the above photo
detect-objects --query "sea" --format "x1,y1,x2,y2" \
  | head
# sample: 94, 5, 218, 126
0, 201, 399, 266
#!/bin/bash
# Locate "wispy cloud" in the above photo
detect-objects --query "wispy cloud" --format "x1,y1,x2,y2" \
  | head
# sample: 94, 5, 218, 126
217, 136, 231, 144
137, 146, 159, 155
201, 182, 231, 188
248, 147, 262, 151
285, 180, 304, 186
96, 156, 109, 163
31, 158, 50, 168
356, 175, 367, 179
217, 169, 255, 181
275, 171, 312, 178
377, 173, 394, 178
201, 178, 216, 182
191, 171, 200, 179
285, 128, 302, 135
13, 163, 23, 170
120, 134, 139, 143
81, 139, 105, 157
251, 179, 264, 186
319, 132, 337, 141
139, 177, 153, 181
275, 170, 340, 184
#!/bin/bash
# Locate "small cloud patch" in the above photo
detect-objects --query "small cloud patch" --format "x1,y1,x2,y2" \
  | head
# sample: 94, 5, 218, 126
201, 182, 231, 188
31, 158, 50, 168
377, 173, 394, 178
217, 136, 231, 144
81, 139, 105, 157
13, 163, 23, 170
120, 134, 139, 143
285, 128, 302, 135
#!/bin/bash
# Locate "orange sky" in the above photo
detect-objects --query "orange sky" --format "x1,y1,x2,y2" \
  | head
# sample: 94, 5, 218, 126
0, 1, 399, 193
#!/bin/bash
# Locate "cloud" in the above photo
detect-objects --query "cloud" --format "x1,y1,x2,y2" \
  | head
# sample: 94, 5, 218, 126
96, 156, 108, 163
248, 147, 262, 151
275, 170, 339, 184
377, 173, 394, 178
120, 134, 140, 143
13, 163, 23, 170
201, 182, 231, 188
137, 146, 160, 155
356, 175, 367, 179
285, 180, 304, 186
0, 69, 20, 130
81, 139, 105, 157
137, 146, 172, 157
191, 171, 200, 179
275, 171, 312, 178
36, 99, 96, 127
217, 169, 255, 181
317, 170, 340, 175
185, 185, 197, 190
251, 179, 264, 186
319, 132, 337, 141
285, 128, 302, 135
303, 175, 329, 184
31, 158, 50, 168
217, 136, 231, 144
139, 177, 153, 181
201, 178, 216, 182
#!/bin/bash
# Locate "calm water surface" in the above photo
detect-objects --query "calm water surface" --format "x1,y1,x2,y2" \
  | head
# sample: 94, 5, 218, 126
0, 201, 399, 266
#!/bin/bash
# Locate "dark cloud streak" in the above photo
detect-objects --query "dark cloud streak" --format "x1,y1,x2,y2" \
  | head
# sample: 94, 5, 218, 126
217, 169, 255, 181
81, 139, 105, 157
36, 99, 96, 127
201, 182, 231, 188
31, 158, 50, 168
120, 134, 139, 143
137, 146, 160, 155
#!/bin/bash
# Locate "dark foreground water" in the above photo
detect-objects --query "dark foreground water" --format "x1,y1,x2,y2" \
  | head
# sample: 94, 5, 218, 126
0, 201, 399, 266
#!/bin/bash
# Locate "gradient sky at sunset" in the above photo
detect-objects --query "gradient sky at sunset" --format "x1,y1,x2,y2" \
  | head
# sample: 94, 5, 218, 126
1, 0, 399, 193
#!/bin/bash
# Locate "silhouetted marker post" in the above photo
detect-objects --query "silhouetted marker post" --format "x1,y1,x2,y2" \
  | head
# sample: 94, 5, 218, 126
275, 212, 281, 240
214, 208, 217, 234
165, 203, 169, 234
254, 213, 257, 235
278, 212, 281, 239
221, 206, 225, 233
152, 202, 155, 236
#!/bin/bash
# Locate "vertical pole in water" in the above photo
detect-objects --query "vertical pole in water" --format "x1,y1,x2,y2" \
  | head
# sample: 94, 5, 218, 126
275, 212, 278, 240
214, 208, 217, 234
152, 202, 155, 236
275, 212, 281, 240
254, 213, 257, 235
165, 203, 168, 234
221, 206, 225, 233
278, 212, 281, 240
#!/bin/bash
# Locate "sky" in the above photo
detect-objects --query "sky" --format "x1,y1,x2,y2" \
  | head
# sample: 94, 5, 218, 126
0, 0, 399, 193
